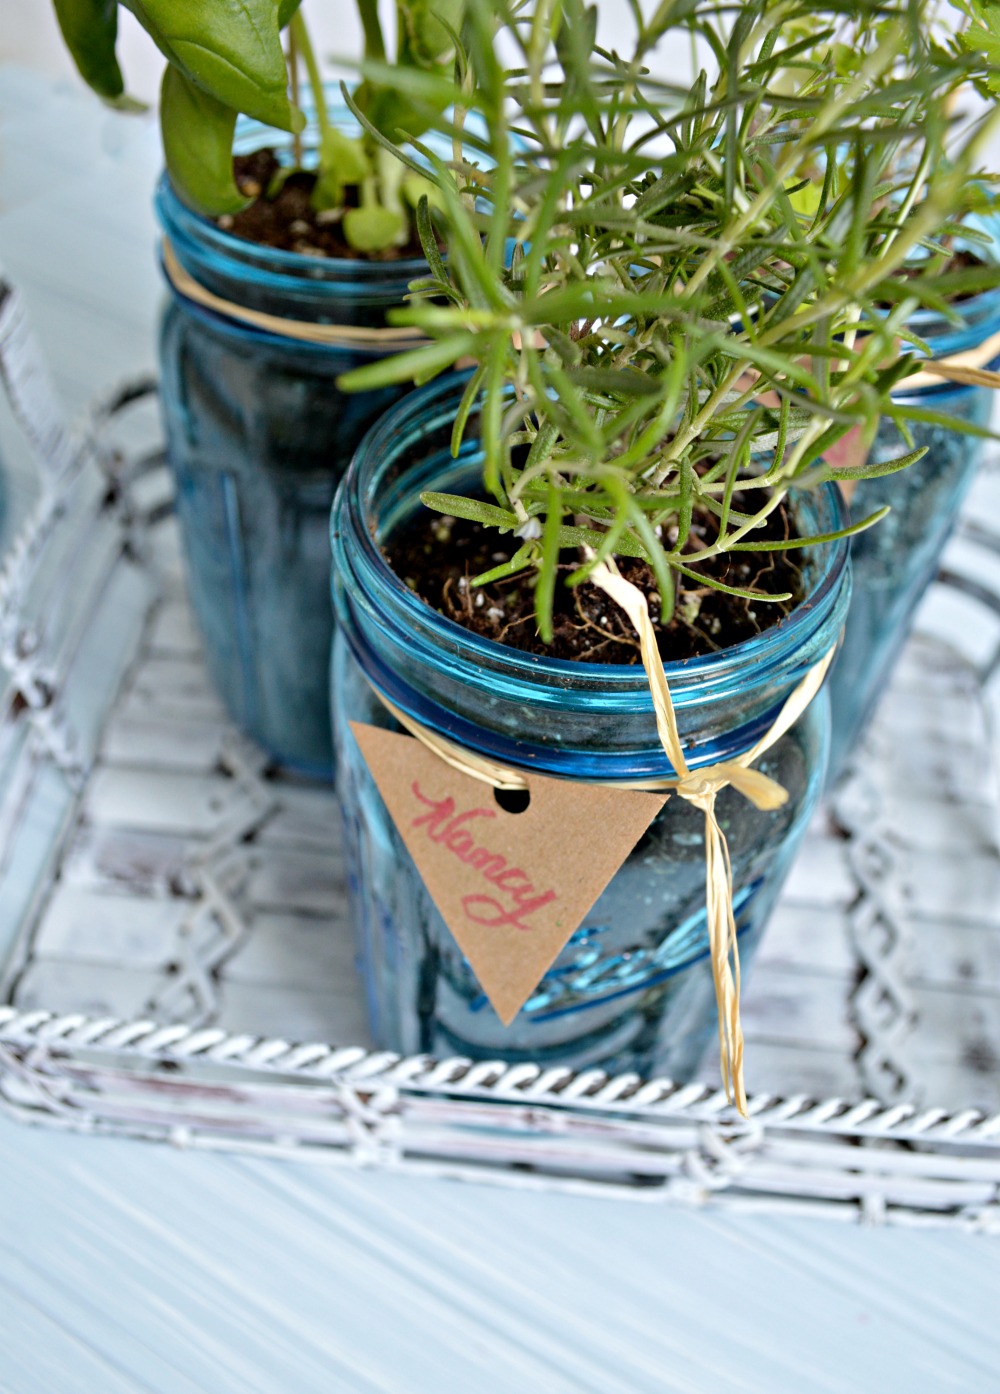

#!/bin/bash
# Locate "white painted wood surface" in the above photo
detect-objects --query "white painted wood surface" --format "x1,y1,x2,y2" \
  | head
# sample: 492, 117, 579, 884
2, 67, 1000, 1394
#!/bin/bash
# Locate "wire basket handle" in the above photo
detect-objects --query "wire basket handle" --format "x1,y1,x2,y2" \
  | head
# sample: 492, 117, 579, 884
0, 262, 76, 484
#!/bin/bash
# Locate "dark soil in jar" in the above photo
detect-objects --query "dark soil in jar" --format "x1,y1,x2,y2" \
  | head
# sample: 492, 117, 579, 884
386, 500, 805, 664
216, 149, 426, 261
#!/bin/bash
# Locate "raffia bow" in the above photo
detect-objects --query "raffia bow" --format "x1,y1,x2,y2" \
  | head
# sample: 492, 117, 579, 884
588, 557, 834, 1117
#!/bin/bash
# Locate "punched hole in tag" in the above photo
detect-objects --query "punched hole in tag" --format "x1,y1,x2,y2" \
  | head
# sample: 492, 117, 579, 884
494, 787, 531, 815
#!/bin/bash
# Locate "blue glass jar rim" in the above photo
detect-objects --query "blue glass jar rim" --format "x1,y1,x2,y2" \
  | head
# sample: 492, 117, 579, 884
902, 286, 1000, 356
906, 280, 1000, 327
155, 173, 428, 293
343, 623, 805, 781
335, 371, 850, 698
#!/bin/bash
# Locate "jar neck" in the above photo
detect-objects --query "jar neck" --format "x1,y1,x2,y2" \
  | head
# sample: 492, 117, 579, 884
332, 375, 851, 782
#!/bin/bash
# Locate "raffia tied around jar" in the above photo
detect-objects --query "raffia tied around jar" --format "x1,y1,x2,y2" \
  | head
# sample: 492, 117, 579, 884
903, 325, 1000, 390
163, 227, 1000, 398
374, 559, 835, 1118
160, 238, 430, 350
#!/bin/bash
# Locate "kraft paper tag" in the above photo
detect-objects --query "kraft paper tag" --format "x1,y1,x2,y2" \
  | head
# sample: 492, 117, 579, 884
350, 721, 668, 1024
823, 423, 869, 506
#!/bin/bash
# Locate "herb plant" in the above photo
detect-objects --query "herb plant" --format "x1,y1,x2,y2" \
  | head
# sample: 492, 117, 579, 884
342, 0, 1000, 641
52, 0, 461, 251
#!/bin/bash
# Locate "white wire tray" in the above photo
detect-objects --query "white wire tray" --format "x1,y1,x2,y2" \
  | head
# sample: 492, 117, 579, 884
1, 378, 999, 1230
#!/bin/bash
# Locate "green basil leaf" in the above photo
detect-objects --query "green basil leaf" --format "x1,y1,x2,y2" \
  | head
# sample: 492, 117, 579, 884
53, 0, 124, 100
160, 65, 248, 216
320, 128, 371, 186
397, 0, 465, 68
343, 205, 408, 252
122, 0, 304, 132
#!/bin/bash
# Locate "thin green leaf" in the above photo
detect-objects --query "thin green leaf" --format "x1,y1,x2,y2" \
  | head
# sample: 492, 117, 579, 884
534, 484, 563, 644
337, 334, 476, 391
472, 542, 536, 586
827, 445, 927, 481
421, 492, 519, 529
669, 560, 793, 603
416, 195, 447, 284
728, 506, 892, 550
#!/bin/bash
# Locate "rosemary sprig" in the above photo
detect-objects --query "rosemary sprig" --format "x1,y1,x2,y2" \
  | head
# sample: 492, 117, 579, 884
339, 0, 1000, 641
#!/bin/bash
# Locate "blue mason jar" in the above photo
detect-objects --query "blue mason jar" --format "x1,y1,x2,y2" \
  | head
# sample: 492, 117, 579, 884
828, 271, 1000, 781
155, 108, 425, 779
330, 376, 851, 1082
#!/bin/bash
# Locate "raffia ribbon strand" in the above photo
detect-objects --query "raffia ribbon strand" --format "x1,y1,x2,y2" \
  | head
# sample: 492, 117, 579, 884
370, 573, 833, 1119
589, 558, 834, 1117
161, 238, 430, 351
378, 693, 530, 792
895, 324, 1000, 391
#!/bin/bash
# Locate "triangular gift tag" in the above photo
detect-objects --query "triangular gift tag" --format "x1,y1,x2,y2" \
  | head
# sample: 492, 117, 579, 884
822, 421, 868, 474
350, 722, 668, 1024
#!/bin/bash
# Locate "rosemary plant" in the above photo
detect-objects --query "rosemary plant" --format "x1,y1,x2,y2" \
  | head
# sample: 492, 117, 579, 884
342, 0, 1000, 642
52, 0, 461, 250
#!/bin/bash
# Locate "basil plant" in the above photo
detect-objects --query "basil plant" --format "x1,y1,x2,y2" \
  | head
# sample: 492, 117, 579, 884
51, 0, 463, 252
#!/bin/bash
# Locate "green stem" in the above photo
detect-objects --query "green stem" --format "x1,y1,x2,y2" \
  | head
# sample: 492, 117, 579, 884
358, 0, 386, 62
286, 25, 303, 165
289, 10, 330, 140
526, 0, 558, 151
376, 148, 404, 216
648, 358, 750, 484
671, 484, 789, 566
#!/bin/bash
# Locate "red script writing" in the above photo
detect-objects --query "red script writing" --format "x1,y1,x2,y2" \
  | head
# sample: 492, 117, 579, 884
410, 782, 557, 931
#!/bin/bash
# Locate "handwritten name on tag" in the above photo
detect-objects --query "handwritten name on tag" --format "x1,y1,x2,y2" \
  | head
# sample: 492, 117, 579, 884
350, 720, 667, 1024
410, 782, 560, 931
